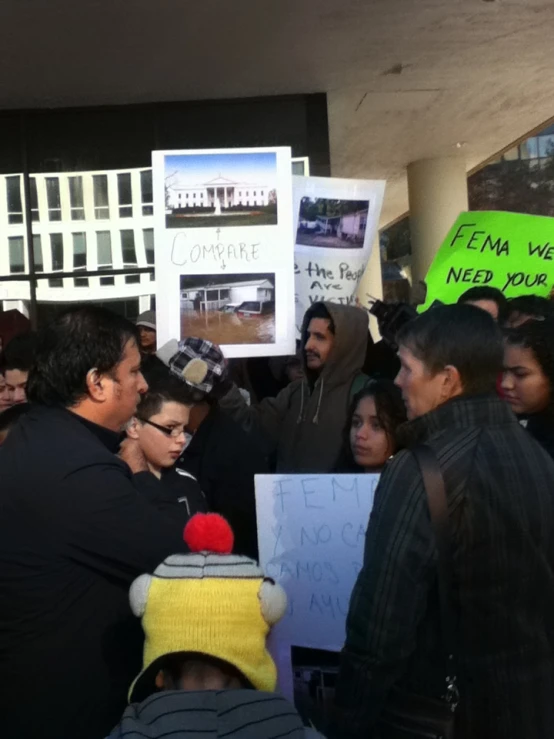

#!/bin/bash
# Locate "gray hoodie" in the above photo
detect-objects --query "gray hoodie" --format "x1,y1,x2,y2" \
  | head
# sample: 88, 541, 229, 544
108, 689, 324, 739
219, 302, 368, 473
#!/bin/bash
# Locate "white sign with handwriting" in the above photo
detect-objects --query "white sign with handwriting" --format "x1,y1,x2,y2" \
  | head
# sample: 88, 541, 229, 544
292, 175, 385, 335
256, 473, 378, 659
153, 147, 296, 357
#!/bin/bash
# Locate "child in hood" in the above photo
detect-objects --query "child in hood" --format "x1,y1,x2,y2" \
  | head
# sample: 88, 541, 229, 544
108, 513, 324, 739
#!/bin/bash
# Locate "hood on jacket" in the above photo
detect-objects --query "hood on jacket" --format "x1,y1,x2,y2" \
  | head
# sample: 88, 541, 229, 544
109, 689, 324, 739
300, 302, 369, 388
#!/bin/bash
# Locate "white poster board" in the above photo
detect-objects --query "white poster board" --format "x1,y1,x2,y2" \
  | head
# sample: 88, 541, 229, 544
293, 175, 385, 334
153, 147, 296, 357
255, 473, 379, 698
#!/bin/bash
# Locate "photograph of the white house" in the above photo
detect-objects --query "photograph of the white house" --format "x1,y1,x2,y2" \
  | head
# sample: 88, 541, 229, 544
296, 197, 370, 249
165, 151, 278, 229
180, 273, 275, 345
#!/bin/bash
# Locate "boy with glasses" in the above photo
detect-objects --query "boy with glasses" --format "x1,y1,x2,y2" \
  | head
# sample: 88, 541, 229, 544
127, 380, 207, 519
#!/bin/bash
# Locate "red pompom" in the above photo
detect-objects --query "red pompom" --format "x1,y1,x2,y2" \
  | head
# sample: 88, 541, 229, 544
183, 513, 234, 554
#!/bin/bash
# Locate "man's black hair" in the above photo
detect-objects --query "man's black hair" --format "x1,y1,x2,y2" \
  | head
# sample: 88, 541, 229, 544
2, 332, 38, 372
397, 303, 503, 395
135, 377, 198, 421
26, 306, 140, 407
506, 295, 554, 323
305, 303, 335, 334
458, 286, 508, 322
0, 402, 30, 434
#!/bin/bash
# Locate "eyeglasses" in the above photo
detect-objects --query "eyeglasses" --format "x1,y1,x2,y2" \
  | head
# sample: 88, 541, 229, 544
138, 418, 187, 439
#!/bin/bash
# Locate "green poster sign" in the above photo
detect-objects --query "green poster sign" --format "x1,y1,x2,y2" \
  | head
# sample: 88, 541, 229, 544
421, 211, 554, 310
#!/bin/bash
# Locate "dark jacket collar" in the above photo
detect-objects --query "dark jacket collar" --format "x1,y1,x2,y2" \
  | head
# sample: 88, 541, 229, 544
65, 409, 122, 453
398, 393, 517, 448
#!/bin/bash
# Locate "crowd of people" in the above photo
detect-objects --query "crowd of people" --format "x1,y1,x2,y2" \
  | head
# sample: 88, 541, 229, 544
1, 285, 554, 738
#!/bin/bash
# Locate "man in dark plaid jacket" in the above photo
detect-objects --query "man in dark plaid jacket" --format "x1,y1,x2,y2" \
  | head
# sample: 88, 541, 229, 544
335, 304, 554, 739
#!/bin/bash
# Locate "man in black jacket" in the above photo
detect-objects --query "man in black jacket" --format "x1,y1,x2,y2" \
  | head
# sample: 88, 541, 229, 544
0, 306, 189, 739
335, 304, 554, 739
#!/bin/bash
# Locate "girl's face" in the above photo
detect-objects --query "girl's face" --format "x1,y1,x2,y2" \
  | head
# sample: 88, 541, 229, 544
349, 395, 393, 471
502, 344, 551, 415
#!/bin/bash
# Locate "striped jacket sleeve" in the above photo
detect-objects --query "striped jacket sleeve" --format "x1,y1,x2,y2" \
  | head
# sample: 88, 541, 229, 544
334, 449, 438, 738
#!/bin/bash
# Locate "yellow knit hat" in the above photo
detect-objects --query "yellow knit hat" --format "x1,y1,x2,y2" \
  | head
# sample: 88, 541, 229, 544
128, 514, 287, 702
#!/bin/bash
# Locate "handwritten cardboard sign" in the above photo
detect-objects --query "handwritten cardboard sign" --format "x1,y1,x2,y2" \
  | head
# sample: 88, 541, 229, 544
153, 147, 296, 357
255, 473, 378, 696
423, 210, 554, 309
292, 176, 385, 335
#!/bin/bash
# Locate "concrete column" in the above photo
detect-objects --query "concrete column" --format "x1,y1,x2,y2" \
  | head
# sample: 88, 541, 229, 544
357, 235, 383, 340
407, 155, 468, 285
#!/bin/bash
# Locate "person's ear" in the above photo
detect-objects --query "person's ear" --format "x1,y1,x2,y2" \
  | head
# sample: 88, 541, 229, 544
126, 417, 141, 440
441, 365, 463, 400
85, 368, 108, 402
155, 670, 166, 690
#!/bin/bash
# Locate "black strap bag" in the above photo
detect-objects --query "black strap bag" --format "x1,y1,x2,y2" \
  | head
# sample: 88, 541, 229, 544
377, 445, 459, 739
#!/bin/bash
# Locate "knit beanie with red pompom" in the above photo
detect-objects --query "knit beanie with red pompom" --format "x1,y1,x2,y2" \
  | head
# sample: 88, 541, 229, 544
127, 513, 287, 702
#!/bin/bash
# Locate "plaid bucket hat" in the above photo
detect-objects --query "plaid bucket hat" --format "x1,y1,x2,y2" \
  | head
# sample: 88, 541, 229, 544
156, 338, 226, 394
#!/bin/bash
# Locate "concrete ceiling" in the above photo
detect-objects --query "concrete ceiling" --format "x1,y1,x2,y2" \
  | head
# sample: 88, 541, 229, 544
1, 0, 553, 227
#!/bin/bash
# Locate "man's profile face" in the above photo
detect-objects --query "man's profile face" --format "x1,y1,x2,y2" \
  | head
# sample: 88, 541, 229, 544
104, 340, 148, 429
5, 368, 29, 405
304, 318, 335, 371
395, 345, 447, 420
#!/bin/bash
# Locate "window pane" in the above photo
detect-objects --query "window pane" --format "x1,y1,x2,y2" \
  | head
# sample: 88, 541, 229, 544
125, 274, 140, 284
141, 170, 153, 202
73, 231, 89, 285
50, 234, 64, 270
49, 233, 64, 287
9, 236, 25, 273
118, 173, 132, 204
538, 135, 554, 158
33, 235, 44, 272
143, 228, 154, 265
141, 170, 153, 215
118, 173, 132, 218
93, 174, 109, 219
73, 232, 87, 269
6, 175, 23, 224
69, 177, 85, 220
30, 178, 39, 222
97, 231, 112, 266
121, 230, 137, 264
46, 178, 62, 221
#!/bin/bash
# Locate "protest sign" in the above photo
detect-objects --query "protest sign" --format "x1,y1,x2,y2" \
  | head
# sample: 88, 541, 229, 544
153, 147, 296, 357
255, 473, 378, 709
293, 176, 385, 334
422, 210, 554, 310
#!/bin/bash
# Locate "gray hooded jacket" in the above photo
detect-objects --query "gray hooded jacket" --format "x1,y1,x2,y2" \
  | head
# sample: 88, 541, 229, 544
108, 689, 324, 739
219, 302, 368, 473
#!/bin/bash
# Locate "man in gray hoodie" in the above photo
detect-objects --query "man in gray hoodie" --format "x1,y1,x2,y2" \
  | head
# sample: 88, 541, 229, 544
218, 302, 369, 473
